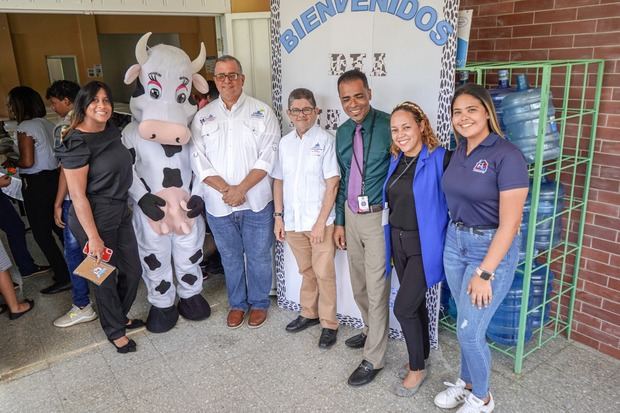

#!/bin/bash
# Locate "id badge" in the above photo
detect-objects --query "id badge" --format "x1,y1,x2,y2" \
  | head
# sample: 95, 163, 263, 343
357, 195, 370, 212
382, 206, 390, 226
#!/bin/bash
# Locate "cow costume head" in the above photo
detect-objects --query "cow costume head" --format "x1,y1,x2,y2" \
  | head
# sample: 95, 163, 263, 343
124, 32, 208, 145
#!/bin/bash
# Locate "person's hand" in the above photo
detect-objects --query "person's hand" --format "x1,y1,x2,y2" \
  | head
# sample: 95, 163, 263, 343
333, 225, 346, 250
54, 203, 65, 228
222, 185, 246, 207
310, 220, 326, 244
185, 195, 204, 218
467, 273, 493, 309
88, 236, 106, 264
138, 193, 166, 221
274, 217, 285, 242
0, 175, 11, 188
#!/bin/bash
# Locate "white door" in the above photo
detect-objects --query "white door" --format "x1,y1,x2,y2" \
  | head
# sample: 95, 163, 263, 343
220, 12, 272, 107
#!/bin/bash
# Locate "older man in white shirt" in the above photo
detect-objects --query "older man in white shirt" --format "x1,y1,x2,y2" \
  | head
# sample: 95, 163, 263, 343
191, 55, 280, 329
272, 88, 340, 349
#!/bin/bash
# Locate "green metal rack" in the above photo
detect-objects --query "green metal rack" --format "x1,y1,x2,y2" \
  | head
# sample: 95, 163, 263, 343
440, 60, 605, 374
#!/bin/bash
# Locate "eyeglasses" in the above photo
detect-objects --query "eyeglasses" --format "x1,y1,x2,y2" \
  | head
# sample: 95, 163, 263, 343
214, 72, 241, 81
289, 107, 315, 116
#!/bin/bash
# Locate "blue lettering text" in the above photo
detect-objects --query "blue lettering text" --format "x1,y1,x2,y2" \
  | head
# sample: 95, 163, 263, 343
292, 18, 307, 39
316, 0, 337, 23
430, 20, 454, 46
369, 0, 389, 12
352, 0, 369, 11
280, 29, 299, 53
301, 6, 321, 33
396, 0, 418, 21
415, 6, 437, 31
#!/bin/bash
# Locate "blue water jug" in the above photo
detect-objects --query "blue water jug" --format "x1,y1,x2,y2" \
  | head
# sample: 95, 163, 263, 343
489, 69, 514, 131
501, 75, 561, 163
529, 261, 554, 328
487, 274, 534, 346
522, 177, 564, 252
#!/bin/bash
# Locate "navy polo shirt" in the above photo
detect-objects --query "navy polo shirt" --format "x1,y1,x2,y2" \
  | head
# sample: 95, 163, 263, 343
442, 133, 528, 227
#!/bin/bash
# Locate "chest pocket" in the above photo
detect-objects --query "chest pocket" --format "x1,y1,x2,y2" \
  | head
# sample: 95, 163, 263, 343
201, 122, 220, 140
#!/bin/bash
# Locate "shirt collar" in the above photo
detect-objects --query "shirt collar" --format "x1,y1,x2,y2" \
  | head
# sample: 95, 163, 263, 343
358, 106, 376, 131
218, 92, 247, 113
294, 124, 319, 140
480, 132, 500, 146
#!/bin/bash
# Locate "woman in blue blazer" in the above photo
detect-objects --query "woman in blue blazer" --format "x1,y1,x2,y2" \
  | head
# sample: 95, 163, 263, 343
382, 101, 450, 397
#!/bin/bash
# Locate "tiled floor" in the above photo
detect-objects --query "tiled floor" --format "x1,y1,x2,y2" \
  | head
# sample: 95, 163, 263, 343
1, 231, 619, 412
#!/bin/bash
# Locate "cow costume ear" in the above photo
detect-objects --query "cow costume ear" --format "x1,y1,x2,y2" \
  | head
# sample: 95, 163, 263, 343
193, 74, 209, 94
124, 64, 142, 85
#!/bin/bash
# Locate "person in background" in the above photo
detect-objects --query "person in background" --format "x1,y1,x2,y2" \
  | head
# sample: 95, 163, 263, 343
191, 55, 280, 329
194, 80, 219, 110
55, 81, 143, 353
273, 88, 340, 349
382, 102, 450, 397
47, 80, 98, 328
333, 70, 391, 387
0, 241, 34, 319
434, 83, 528, 413
6, 86, 70, 295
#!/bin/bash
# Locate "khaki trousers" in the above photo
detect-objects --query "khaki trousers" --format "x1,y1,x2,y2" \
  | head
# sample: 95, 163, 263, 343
286, 225, 338, 330
344, 204, 390, 368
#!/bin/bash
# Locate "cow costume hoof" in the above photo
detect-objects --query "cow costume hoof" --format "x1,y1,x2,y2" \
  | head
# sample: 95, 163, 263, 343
146, 305, 179, 333
178, 294, 211, 321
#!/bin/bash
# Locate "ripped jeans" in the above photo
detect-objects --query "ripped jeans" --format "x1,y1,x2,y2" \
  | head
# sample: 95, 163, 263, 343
443, 222, 520, 399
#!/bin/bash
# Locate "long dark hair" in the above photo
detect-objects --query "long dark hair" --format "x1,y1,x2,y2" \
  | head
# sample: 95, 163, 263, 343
7, 86, 47, 123
64, 81, 114, 138
451, 83, 503, 139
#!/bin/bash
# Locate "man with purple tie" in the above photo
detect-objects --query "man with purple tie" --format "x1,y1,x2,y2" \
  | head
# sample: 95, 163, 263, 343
333, 70, 391, 386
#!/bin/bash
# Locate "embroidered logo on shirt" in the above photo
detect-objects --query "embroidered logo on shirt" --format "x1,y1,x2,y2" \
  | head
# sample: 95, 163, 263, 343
250, 109, 265, 119
272, 143, 278, 152
200, 114, 216, 124
310, 142, 323, 156
473, 159, 489, 174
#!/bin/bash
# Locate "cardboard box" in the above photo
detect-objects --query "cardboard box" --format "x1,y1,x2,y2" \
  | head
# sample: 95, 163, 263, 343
74, 256, 116, 286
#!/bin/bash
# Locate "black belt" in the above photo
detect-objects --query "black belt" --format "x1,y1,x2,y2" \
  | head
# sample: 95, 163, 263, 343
451, 221, 497, 235
358, 203, 383, 214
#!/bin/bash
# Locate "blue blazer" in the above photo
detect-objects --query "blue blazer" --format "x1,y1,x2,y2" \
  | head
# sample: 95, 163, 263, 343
382, 145, 449, 288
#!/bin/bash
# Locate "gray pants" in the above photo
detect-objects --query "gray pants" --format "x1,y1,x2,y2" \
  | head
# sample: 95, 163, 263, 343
344, 204, 390, 368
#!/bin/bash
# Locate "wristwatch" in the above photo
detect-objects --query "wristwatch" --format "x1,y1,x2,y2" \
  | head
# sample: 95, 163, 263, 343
273, 212, 283, 218
476, 267, 495, 281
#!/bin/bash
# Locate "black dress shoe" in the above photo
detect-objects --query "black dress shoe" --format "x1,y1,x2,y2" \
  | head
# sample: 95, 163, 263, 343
8, 299, 35, 320
22, 265, 51, 278
344, 332, 367, 348
318, 328, 338, 349
108, 337, 137, 354
40, 282, 72, 295
126, 319, 146, 330
347, 360, 382, 386
285, 315, 320, 333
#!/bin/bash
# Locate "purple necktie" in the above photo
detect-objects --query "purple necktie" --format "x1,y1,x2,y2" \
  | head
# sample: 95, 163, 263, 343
347, 123, 364, 213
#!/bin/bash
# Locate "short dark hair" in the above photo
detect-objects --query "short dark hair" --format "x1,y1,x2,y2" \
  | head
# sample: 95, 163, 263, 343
207, 80, 219, 100
214, 55, 243, 74
46, 80, 81, 102
7, 86, 47, 123
337, 70, 369, 89
69, 81, 114, 131
288, 88, 316, 108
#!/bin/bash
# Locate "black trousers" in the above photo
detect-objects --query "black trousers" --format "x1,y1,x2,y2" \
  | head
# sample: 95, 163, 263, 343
21, 169, 69, 284
69, 199, 142, 340
0, 192, 37, 275
391, 227, 430, 371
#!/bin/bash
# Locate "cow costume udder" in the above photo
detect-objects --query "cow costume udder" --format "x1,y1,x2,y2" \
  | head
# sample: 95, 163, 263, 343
122, 32, 210, 333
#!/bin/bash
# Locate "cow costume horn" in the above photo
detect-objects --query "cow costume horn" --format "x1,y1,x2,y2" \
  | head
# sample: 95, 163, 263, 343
135, 32, 152, 66
190, 43, 206, 74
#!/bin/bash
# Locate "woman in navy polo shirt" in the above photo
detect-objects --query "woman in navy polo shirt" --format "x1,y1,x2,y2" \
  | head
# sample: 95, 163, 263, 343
382, 102, 450, 397
434, 84, 528, 413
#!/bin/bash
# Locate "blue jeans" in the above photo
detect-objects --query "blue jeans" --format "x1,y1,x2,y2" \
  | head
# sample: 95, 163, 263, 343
62, 200, 90, 307
206, 202, 274, 311
443, 222, 520, 399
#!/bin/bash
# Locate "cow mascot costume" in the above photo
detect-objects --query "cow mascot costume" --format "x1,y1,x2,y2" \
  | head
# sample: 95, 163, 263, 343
122, 32, 211, 333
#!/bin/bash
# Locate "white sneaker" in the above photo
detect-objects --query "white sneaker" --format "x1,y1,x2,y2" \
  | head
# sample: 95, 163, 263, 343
53, 304, 97, 328
456, 392, 495, 413
434, 378, 471, 409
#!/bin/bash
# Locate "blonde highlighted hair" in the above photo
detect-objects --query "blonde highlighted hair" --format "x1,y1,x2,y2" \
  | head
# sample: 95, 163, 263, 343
390, 101, 440, 157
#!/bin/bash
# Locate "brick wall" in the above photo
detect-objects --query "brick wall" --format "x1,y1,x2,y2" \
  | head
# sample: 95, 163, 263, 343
460, 0, 620, 359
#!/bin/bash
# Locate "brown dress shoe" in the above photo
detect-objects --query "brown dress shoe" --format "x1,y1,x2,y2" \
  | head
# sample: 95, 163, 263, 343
227, 309, 245, 329
248, 309, 267, 329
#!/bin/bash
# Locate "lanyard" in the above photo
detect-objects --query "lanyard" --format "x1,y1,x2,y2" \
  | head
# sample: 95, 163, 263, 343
387, 154, 418, 191
351, 110, 377, 195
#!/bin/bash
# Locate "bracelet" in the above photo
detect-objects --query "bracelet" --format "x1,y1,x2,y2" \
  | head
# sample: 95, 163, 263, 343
273, 212, 283, 218
475, 266, 495, 281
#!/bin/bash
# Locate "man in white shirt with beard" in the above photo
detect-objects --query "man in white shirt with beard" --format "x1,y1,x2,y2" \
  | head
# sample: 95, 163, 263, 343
191, 55, 280, 329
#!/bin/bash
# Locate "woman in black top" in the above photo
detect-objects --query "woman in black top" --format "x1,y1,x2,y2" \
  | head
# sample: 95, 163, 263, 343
55, 81, 143, 353
382, 102, 450, 397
